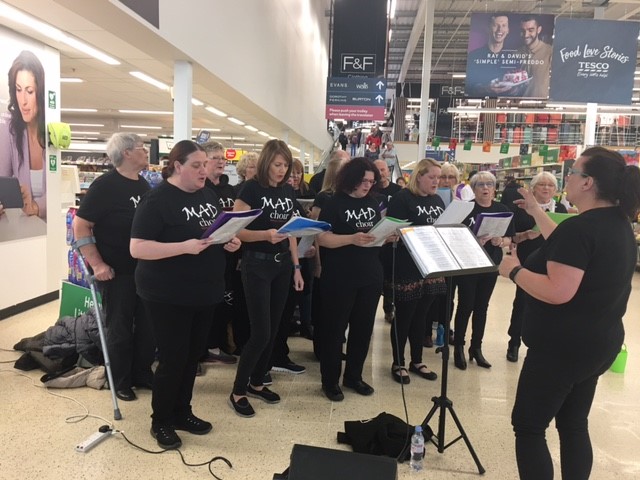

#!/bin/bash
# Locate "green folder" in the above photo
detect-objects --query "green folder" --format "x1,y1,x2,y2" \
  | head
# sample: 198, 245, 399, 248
532, 211, 576, 231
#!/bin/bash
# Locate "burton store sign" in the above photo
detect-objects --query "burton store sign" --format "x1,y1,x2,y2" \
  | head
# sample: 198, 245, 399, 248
549, 18, 640, 104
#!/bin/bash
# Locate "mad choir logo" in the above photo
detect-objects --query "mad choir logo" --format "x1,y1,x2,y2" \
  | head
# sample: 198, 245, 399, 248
557, 44, 629, 79
261, 196, 294, 222
416, 205, 444, 223
182, 203, 219, 228
219, 197, 235, 210
130, 195, 142, 208
345, 207, 377, 229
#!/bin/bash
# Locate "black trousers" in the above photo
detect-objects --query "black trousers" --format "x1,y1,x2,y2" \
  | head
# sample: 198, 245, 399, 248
507, 286, 527, 348
511, 347, 618, 480
233, 254, 292, 395
99, 274, 155, 390
390, 294, 436, 367
319, 279, 381, 386
453, 272, 498, 348
143, 299, 215, 425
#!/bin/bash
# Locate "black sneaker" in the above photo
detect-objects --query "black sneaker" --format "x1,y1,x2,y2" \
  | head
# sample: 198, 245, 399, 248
271, 361, 306, 374
247, 385, 281, 404
151, 424, 182, 449
263, 373, 273, 386
173, 413, 212, 435
228, 393, 255, 418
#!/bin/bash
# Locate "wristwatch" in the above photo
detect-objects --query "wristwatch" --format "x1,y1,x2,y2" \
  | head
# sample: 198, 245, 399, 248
509, 265, 524, 283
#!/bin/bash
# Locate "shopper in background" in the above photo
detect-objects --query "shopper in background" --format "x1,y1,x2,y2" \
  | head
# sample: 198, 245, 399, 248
380, 141, 398, 174
73, 132, 154, 403
365, 126, 382, 152
499, 147, 640, 480
233, 151, 258, 195
453, 171, 514, 370
202, 140, 237, 366
229, 139, 303, 418
317, 158, 395, 401
364, 142, 380, 162
505, 171, 566, 363
130, 140, 241, 449
385, 159, 445, 384
0, 50, 46, 219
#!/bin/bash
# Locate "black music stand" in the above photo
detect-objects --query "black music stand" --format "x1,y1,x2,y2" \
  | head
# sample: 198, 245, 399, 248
397, 224, 495, 475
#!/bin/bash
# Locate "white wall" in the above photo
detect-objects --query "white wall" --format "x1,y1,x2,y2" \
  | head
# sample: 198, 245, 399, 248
0, 28, 63, 311
158, 0, 330, 149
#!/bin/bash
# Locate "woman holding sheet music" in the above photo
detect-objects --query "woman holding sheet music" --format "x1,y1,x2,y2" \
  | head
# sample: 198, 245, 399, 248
317, 158, 395, 401
499, 147, 640, 480
229, 139, 303, 418
453, 171, 514, 370
130, 140, 241, 449
385, 158, 446, 384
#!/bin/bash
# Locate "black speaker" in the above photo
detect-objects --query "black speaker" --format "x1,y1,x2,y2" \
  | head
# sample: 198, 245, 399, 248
149, 138, 159, 165
286, 444, 397, 480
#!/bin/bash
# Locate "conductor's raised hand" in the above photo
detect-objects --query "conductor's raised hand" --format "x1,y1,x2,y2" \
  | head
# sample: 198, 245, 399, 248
265, 229, 288, 244
224, 236, 241, 253
352, 232, 376, 246
513, 187, 541, 217
183, 238, 211, 255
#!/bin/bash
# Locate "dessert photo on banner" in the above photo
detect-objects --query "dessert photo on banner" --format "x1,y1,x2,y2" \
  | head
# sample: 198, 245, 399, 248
464, 12, 555, 99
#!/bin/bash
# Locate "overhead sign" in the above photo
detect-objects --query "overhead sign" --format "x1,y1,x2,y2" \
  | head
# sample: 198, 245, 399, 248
325, 77, 386, 120
465, 13, 555, 98
549, 18, 639, 104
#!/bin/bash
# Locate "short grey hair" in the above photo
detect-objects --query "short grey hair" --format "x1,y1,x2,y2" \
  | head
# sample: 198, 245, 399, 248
529, 171, 558, 190
470, 171, 497, 189
202, 141, 224, 155
106, 133, 142, 167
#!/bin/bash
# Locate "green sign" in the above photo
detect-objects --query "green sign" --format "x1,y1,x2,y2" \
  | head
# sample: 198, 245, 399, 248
538, 144, 549, 155
521, 154, 532, 166
503, 157, 512, 168
544, 149, 559, 164
48, 90, 56, 109
432, 136, 440, 148
464, 139, 473, 151
49, 154, 57, 172
59, 281, 102, 318
500, 142, 510, 154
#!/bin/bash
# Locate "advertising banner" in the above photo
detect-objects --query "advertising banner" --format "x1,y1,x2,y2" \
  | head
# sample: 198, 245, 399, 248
549, 19, 639, 104
465, 13, 555, 98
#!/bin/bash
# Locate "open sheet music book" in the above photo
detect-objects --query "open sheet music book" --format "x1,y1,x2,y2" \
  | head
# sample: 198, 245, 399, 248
277, 216, 331, 237
472, 212, 514, 237
364, 216, 412, 247
399, 225, 497, 278
201, 209, 263, 244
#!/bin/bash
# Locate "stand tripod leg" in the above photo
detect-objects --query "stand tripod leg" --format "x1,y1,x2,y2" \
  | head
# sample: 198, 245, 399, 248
445, 403, 486, 474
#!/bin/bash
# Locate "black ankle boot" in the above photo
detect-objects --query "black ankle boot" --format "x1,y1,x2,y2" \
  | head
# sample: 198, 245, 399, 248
469, 347, 492, 368
454, 345, 467, 370
506, 345, 519, 363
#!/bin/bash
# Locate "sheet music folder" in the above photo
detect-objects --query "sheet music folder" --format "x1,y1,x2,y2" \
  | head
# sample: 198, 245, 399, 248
398, 224, 497, 279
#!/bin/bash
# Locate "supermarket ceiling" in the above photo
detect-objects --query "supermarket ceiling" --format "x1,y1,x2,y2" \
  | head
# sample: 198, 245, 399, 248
1, 0, 640, 146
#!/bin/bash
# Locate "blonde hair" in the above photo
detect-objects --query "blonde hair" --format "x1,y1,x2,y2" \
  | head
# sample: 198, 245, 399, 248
236, 151, 258, 180
321, 151, 350, 193
440, 162, 460, 183
408, 158, 441, 195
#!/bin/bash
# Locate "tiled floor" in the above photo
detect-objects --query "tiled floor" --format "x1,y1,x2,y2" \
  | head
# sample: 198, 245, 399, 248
1, 275, 639, 479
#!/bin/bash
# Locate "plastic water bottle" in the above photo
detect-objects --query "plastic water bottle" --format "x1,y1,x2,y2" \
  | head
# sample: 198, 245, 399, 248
410, 425, 424, 471
435, 324, 445, 347
431, 321, 439, 345
65, 208, 74, 245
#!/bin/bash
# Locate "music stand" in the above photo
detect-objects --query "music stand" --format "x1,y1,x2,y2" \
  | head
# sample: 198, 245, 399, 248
397, 224, 494, 475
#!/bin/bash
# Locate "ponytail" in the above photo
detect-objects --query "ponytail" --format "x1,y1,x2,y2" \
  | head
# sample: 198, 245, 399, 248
618, 164, 640, 221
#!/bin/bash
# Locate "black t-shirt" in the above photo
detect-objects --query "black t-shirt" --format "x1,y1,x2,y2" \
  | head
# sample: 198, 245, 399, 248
375, 181, 402, 201
522, 207, 635, 354
237, 179, 296, 254
312, 190, 333, 211
513, 201, 567, 263
131, 181, 226, 306
76, 169, 150, 274
309, 170, 325, 194
385, 189, 445, 281
319, 191, 383, 287
205, 177, 236, 211
462, 200, 515, 264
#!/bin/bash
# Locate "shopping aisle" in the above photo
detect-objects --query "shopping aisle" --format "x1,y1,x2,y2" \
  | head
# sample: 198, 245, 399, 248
0, 275, 639, 479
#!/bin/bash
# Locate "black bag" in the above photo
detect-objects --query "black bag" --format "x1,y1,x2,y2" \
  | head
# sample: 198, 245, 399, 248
337, 412, 433, 460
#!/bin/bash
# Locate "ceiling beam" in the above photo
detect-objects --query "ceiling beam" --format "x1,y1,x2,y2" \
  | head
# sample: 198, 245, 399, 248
396, 0, 427, 85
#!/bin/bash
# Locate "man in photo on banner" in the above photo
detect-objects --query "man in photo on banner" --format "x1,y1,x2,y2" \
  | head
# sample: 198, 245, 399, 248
466, 15, 511, 97
517, 15, 553, 98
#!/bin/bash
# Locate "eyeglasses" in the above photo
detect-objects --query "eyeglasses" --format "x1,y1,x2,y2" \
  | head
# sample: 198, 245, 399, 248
475, 182, 495, 188
567, 167, 589, 178
133, 146, 148, 152
359, 179, 377, 186
208, 155, 225, 161
535, 183, 556, 189
442, 175, 457, 180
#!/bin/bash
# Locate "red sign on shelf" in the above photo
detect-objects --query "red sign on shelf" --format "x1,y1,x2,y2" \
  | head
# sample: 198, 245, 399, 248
225, 149, 237, 160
